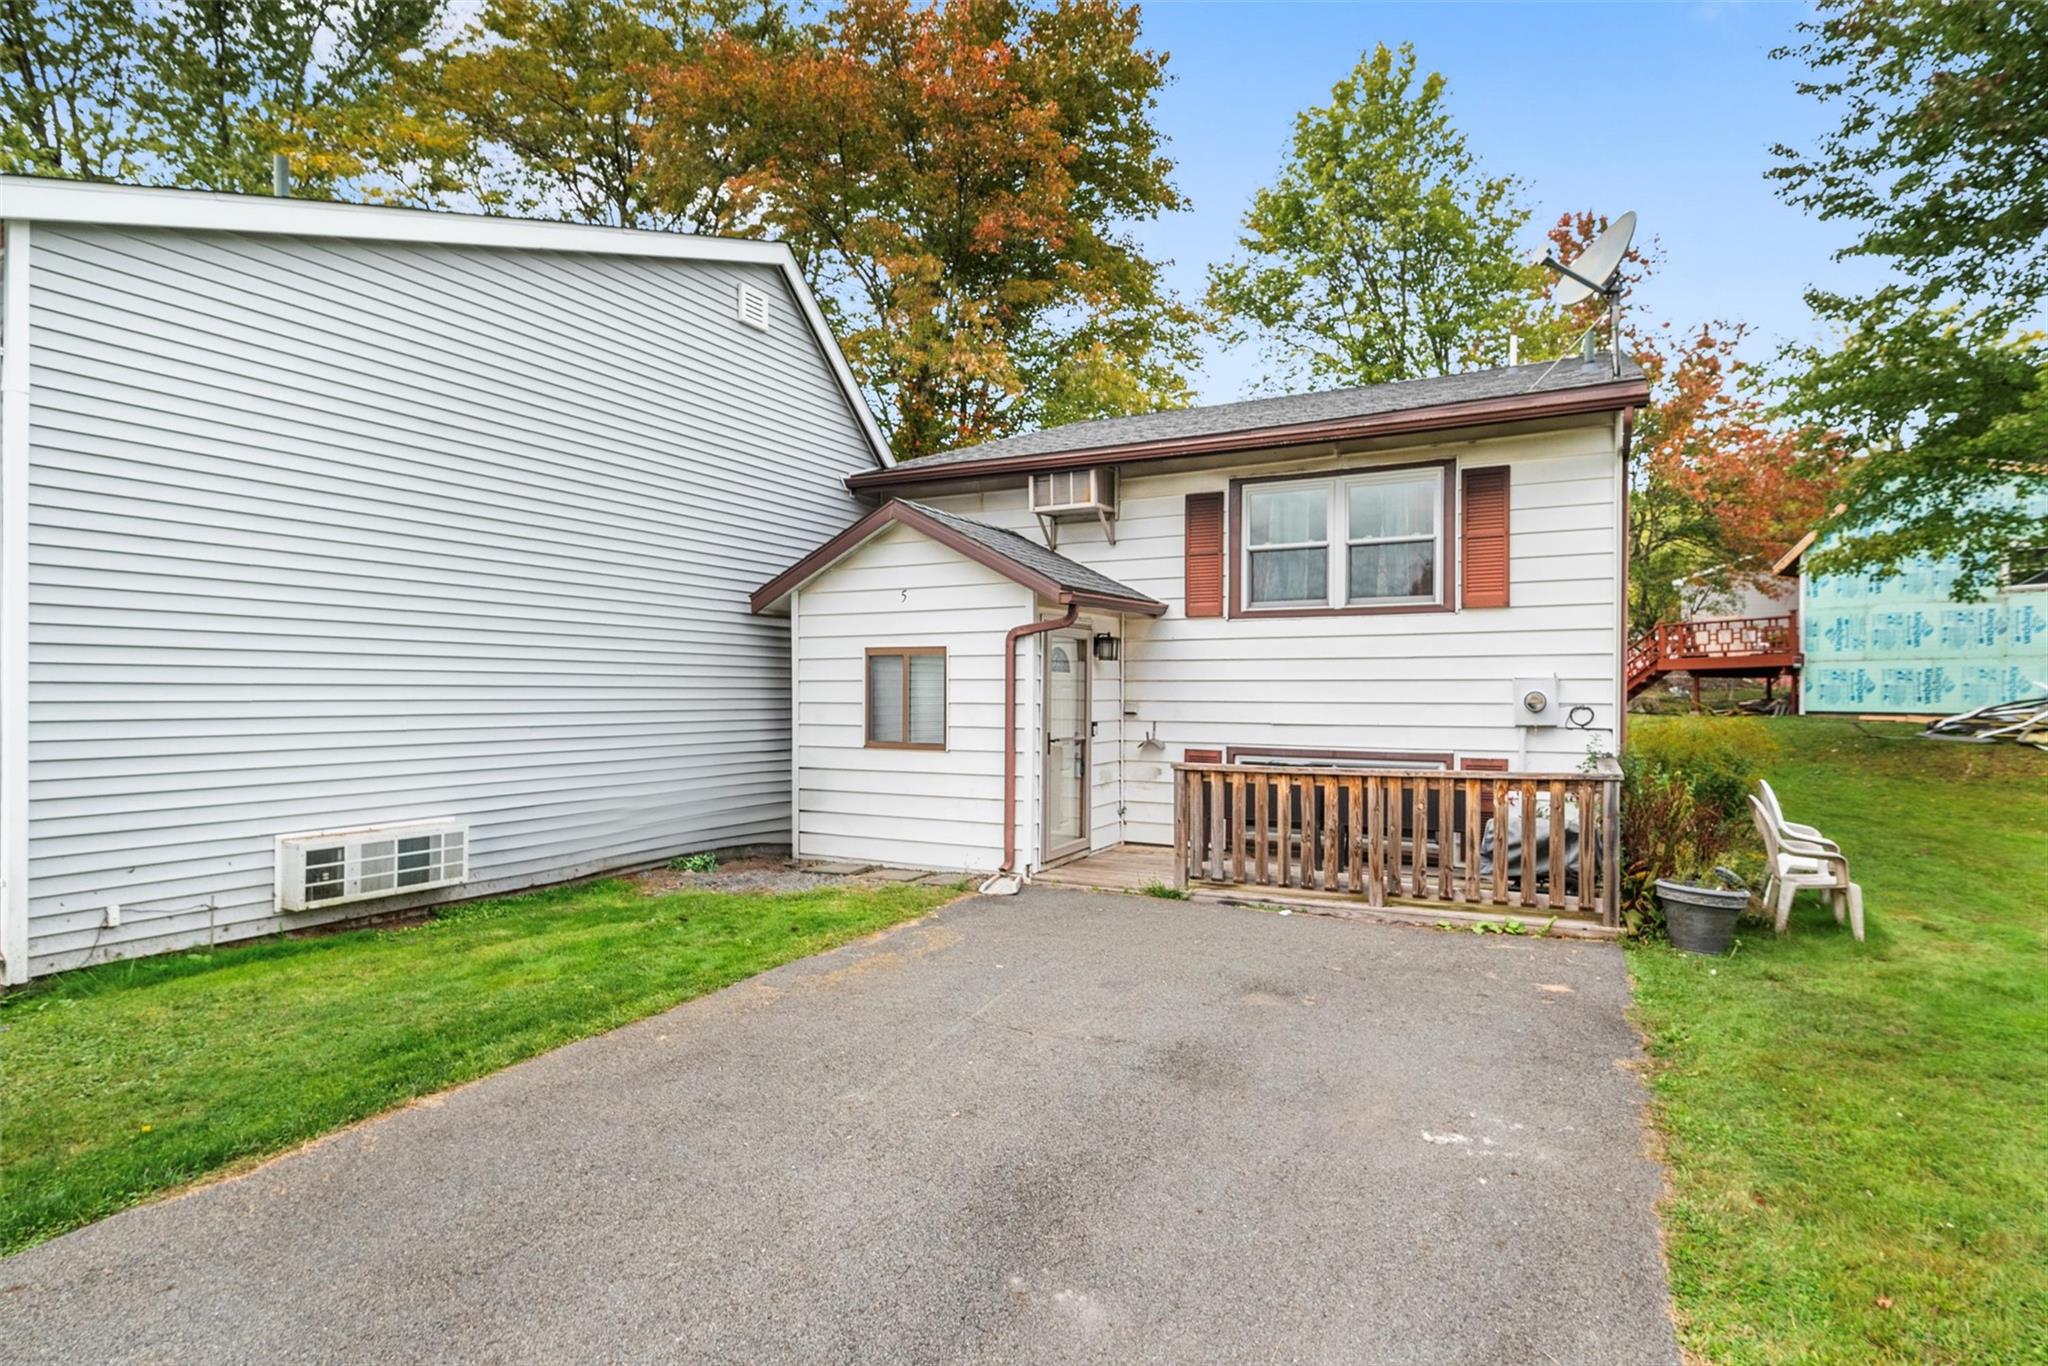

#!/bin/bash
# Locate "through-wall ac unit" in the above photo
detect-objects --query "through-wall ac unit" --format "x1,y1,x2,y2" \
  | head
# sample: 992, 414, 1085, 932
275, 820, 469, 913
1028, 466, 1117, 548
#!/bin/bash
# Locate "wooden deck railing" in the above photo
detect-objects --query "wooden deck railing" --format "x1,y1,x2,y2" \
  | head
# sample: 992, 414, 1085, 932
1172, 763, 1623, 926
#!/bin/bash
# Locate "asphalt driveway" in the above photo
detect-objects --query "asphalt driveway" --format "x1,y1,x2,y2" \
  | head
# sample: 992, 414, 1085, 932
2, 889, 1677, 1364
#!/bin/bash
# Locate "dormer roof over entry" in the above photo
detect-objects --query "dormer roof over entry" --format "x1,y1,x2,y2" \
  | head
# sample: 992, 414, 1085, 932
749, 500, 1167, 617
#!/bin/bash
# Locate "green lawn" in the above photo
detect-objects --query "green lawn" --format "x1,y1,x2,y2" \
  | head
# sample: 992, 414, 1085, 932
0, 876, 959, 1255
1628, 716, 2048, 1364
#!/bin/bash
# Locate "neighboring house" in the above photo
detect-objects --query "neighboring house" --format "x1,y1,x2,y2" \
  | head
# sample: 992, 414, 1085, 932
1677, 568, 1795, 623
0, 177, 887, 981
1775, 495, 2048, 716
752, 356, 1649, 903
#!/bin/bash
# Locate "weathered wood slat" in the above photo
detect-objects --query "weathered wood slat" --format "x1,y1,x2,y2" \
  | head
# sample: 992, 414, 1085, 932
1463, 778, 1482, 904
1441, 774, 1458, 901
1230, 770, 1247, 884
1204, 774, 1220, 880
1179, 770, 1196, 897
1547, 779, 1566, 912
1347, 776, 1365, 894
1490, 778, 1509, 905
1601, 781, 1621, 927
1576, 781, 1595, 918
1321, 777, 1340, 892
1166, 762, 1617, 922
1519, 779, 1538, 908
1366, 777, 1385, 907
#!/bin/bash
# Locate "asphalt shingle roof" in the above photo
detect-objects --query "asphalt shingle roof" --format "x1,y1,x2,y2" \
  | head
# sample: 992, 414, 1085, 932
899, 501, 1160, 607
888, 353, 1645, 473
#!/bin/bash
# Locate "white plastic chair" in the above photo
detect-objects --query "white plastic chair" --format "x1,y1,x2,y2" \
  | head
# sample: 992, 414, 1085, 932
1748, 794, 1864, 941
1757, 779, 1840, 853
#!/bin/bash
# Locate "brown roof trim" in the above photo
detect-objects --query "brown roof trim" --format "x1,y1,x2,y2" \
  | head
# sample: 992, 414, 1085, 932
847, 378, 1650, 491
749, 501, 1168, 616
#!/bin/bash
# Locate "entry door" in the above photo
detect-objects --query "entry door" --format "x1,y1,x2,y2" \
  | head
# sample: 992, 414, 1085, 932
1043, 633, 1090, 861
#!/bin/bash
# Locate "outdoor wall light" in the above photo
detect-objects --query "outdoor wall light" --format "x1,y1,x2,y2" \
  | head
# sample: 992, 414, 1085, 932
1092, 633, 1118, 662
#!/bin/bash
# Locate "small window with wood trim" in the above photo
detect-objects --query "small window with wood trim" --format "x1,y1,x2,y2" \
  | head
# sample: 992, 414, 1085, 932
866, 648, 947, 749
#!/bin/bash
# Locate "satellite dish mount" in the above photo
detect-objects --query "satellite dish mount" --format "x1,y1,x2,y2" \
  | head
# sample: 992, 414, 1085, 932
1542, 210, 1635, 378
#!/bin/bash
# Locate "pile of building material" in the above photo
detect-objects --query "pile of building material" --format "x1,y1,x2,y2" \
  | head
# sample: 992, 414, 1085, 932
1920, 694, 2048, 750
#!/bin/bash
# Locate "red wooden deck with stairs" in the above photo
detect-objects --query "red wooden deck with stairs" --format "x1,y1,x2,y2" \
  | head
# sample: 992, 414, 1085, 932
1627, 614, 1801, 700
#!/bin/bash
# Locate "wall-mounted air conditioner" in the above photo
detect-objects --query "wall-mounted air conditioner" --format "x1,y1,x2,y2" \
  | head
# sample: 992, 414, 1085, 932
1028, 466, 1117, 548
275, 820, 469, 912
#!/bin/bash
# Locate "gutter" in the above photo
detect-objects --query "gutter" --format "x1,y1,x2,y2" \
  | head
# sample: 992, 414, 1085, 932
981, 603, 1079, 895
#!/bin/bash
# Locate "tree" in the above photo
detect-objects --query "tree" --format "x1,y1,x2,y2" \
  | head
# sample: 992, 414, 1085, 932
1206, 43, 1544, 391
646, 0, 1197, 459
0, 0, 145, 180
4, 0, 445, 195
1540, 214, 1842, 627
133, 0, 445, 196
1771, 0, 2048, 598
388, 0, 787, 228
1627, 321, 1844, 628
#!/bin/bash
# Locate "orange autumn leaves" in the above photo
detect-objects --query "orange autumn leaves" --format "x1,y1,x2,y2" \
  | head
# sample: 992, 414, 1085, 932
642, 0, 1193, 459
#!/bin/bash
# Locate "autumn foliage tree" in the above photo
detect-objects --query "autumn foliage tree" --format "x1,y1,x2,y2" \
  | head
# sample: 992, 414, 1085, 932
645, 0, 1198, 459
1627, 321, 1843, 627
1541, 214, 1843, 627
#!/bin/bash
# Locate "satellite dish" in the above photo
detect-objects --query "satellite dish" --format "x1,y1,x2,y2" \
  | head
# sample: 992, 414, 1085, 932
1541, 210, 1637, 377
1547, 210, 1636, 307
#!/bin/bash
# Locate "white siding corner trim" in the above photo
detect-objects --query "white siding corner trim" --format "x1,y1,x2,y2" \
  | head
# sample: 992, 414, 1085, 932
1, 219, 30, 984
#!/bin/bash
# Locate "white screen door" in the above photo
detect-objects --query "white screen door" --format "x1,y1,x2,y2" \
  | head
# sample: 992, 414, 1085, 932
1043, 633, 1089, 860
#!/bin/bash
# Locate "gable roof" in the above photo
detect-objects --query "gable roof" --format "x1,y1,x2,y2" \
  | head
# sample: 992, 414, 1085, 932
749, 500, 1166, 617
0, 175, 890, 467
849, 354, 1649, 491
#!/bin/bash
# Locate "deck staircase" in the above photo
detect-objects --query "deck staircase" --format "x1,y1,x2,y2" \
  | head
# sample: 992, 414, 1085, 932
1627, 614, 1801, 699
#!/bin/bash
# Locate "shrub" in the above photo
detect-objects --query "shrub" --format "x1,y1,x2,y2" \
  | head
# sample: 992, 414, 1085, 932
1628, 716, 1779, 824
668, 852, 718, 874
1618, 719, 1777, 936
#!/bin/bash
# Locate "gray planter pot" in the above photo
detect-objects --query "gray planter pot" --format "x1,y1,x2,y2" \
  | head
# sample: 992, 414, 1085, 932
1657, 877, 1749, 956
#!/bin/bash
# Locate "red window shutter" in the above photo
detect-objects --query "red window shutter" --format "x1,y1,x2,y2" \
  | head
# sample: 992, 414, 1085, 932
1461, 467, 1511, 609
1184, 492, 1225, 618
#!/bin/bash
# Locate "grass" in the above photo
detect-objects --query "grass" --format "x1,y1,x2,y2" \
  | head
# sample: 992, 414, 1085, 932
1628, 716, 2048, 1363
0, 876, 959, 1255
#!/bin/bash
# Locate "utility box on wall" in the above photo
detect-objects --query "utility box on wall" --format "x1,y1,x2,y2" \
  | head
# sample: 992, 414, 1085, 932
1512, 676, 1560, 727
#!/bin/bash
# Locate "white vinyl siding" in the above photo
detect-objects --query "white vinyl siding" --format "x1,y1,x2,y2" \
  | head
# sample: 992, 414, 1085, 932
920, 420, 1624, 844
19, 223, 872, 974
790, 523, 1126, 874
794, 523, 1024, 872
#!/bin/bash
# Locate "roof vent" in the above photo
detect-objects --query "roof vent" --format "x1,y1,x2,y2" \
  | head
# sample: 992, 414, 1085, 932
736, 282, 770, 332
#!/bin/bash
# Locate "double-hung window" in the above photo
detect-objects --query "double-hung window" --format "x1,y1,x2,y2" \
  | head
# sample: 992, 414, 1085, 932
1242, 466, 1445, 612
866, 647, 946, 749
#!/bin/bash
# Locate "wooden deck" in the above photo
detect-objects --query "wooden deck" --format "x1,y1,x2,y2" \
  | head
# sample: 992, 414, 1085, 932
1035, 843, 1178, 894
1033, 841, 1620, 938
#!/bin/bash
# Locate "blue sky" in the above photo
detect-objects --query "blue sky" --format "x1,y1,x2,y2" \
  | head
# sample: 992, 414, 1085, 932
1133, 2, 1883, 402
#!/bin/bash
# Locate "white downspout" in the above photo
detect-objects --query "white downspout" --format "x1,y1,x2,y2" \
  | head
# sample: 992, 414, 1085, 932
2, 221, 33, 984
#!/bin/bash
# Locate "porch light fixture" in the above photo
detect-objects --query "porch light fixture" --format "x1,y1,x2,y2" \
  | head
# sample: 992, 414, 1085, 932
1092, 633, 1118, 662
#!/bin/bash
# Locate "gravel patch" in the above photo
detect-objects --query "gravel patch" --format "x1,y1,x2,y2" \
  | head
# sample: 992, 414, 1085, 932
633, 857, 964, 896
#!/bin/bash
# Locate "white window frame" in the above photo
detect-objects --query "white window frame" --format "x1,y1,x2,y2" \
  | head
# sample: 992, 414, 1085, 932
1241, 468, 1447, 613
